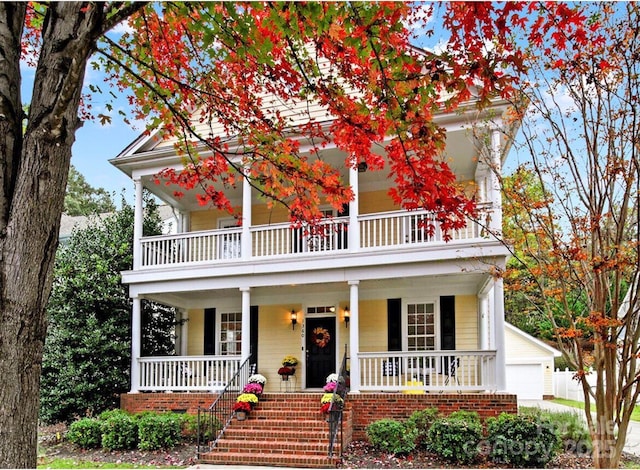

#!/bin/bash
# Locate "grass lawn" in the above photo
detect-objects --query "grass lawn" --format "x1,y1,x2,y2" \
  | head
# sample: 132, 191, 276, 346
37, 457, 186, 469
553, 398, 640, 422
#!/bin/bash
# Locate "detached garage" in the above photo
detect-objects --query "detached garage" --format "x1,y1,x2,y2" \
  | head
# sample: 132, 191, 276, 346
505, 323, 560, 400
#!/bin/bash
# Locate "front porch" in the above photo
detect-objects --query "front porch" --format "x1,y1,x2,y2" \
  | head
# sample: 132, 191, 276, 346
133, 350, 497, 394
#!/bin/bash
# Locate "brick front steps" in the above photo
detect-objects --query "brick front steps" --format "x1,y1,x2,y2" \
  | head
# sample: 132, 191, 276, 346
198, 393, 345, 468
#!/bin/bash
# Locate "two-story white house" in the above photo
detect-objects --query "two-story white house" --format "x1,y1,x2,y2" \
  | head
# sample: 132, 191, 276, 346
111, 92, 514, 399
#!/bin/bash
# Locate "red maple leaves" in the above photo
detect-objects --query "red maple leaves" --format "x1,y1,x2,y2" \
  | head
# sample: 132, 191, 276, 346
31, 2, 597, 236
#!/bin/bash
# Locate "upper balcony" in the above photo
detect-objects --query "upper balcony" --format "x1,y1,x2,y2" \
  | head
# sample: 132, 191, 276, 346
138, 207, 491, 269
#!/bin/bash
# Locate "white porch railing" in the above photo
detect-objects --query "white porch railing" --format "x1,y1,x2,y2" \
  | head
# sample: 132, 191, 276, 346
359, 210, 480, 249
137, 356, 241, 392
138, 209, 485, 268
140, 228, 242, 267
251, 218, 349, 257
358, 350, 497, 392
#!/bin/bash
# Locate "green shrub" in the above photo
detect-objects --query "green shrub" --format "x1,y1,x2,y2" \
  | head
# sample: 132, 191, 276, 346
98, 408, 131, 421
406, 408, 440, 448
366, 419, 417, 455
486, 413, 560, 467
428, 414, 482, 463
447, 410, 480, 423
66, 417, 103, 449
137, 413, 184, 450
101, 411, 138, 450
520, 407, 591, 455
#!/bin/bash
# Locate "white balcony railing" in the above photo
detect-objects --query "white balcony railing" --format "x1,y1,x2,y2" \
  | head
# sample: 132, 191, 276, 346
252, 218, 349, 257
137, 355, 241, 392
358, 350, 497, 392
140, 228, 242, 267
138, 209, 485, 268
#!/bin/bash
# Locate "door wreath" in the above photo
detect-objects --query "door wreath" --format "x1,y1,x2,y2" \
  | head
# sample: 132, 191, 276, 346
312, 327, 331, 348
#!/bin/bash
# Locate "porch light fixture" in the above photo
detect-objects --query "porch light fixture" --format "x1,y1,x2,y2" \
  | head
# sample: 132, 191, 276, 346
290, 310, 298, 330
357, 161, 368, 173
344, 307, 350, 328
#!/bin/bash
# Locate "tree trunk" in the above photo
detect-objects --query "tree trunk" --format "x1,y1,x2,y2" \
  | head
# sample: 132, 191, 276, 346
0, 3, 105, 467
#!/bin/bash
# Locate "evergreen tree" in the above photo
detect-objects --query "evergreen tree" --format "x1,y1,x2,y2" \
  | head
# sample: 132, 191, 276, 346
40, 197, 178, 424
64, 165, 116, 216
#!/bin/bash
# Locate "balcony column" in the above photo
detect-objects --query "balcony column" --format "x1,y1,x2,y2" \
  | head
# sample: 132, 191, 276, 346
130, 296, 142, 393
133, 177, 143, 269
348, 280, 360, 392
241, 167, 252, 260
240, 287, 251, 362
493, 279, 507, 391
348, 166, 360, 252
489, 128, 503, 235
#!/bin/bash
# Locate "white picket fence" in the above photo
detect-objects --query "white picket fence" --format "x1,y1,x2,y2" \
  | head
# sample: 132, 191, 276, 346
553, 368, 597, 402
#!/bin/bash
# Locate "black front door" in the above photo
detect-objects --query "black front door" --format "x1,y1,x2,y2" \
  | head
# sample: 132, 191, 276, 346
305, 317, 336, 388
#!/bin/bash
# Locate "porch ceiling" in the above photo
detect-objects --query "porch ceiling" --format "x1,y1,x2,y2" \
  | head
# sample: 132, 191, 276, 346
140, 271, 488, 309
135, 127, 479, 212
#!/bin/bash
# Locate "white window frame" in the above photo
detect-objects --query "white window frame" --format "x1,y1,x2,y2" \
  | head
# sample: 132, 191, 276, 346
402, 298, 439, 351
217, 310, 242, 355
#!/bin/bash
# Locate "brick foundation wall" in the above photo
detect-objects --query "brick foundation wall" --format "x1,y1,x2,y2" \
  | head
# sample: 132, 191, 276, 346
347, 393, 517, 440
121, 392, 517, 442
120, 393, 219, 414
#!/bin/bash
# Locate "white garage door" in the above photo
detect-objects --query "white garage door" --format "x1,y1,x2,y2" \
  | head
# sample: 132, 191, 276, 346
506, 363, 544, 400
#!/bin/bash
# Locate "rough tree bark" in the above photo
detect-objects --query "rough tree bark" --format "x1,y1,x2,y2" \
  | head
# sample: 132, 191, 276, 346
0, 3, 143, 467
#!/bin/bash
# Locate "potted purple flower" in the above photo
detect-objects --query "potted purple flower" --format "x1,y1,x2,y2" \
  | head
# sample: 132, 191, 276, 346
242, 382, 263, 396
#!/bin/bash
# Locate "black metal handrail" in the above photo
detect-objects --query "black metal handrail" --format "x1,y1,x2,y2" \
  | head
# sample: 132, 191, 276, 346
196, 356, 253, 457
328, 345, 349, 457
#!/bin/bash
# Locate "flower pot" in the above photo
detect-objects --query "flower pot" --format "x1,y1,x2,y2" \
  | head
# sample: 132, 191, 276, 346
281, 374, 289, 381
236, 411, 247, 421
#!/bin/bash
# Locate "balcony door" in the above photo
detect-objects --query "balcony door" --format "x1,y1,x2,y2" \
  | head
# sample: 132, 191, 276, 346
305, 313, 336, 388
218, 218, 241, 259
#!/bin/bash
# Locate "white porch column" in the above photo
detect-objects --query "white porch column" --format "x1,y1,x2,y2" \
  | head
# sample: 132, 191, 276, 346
179, 309, 189, 356
348, 280, 360, 392
133, 177, 143, 269
489, 128, 503, 235
240, 287, 251, 362
241, 167, 252, 260
478, 295, 489, 350
493, 279, 507, 391
130, 296, 142, 393
348, 166, 360, 252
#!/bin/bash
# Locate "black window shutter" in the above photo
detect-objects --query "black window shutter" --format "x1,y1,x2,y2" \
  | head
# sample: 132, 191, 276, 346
387, 298, 402, 351
204, 308, 216, 355
440, 296, 456, 350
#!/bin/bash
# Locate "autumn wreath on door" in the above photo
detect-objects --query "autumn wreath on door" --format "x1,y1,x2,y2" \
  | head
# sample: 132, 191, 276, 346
312, 327, 331, 348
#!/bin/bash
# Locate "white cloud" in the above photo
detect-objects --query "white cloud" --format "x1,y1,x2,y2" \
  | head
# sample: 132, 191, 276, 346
109, 19, 134, 36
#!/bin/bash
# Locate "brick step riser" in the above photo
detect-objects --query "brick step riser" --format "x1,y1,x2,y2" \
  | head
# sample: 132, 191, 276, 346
215, 436, 332, 447
220, 428, 332, 441
199, 452, 339, 468
238, 411, 330, 420
254, 401, 325, 408
230, 421, 331, 431
214, 441, 335, 455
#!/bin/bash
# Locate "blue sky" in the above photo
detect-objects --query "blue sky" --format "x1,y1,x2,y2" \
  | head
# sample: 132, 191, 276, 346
21, 23, 141, 207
